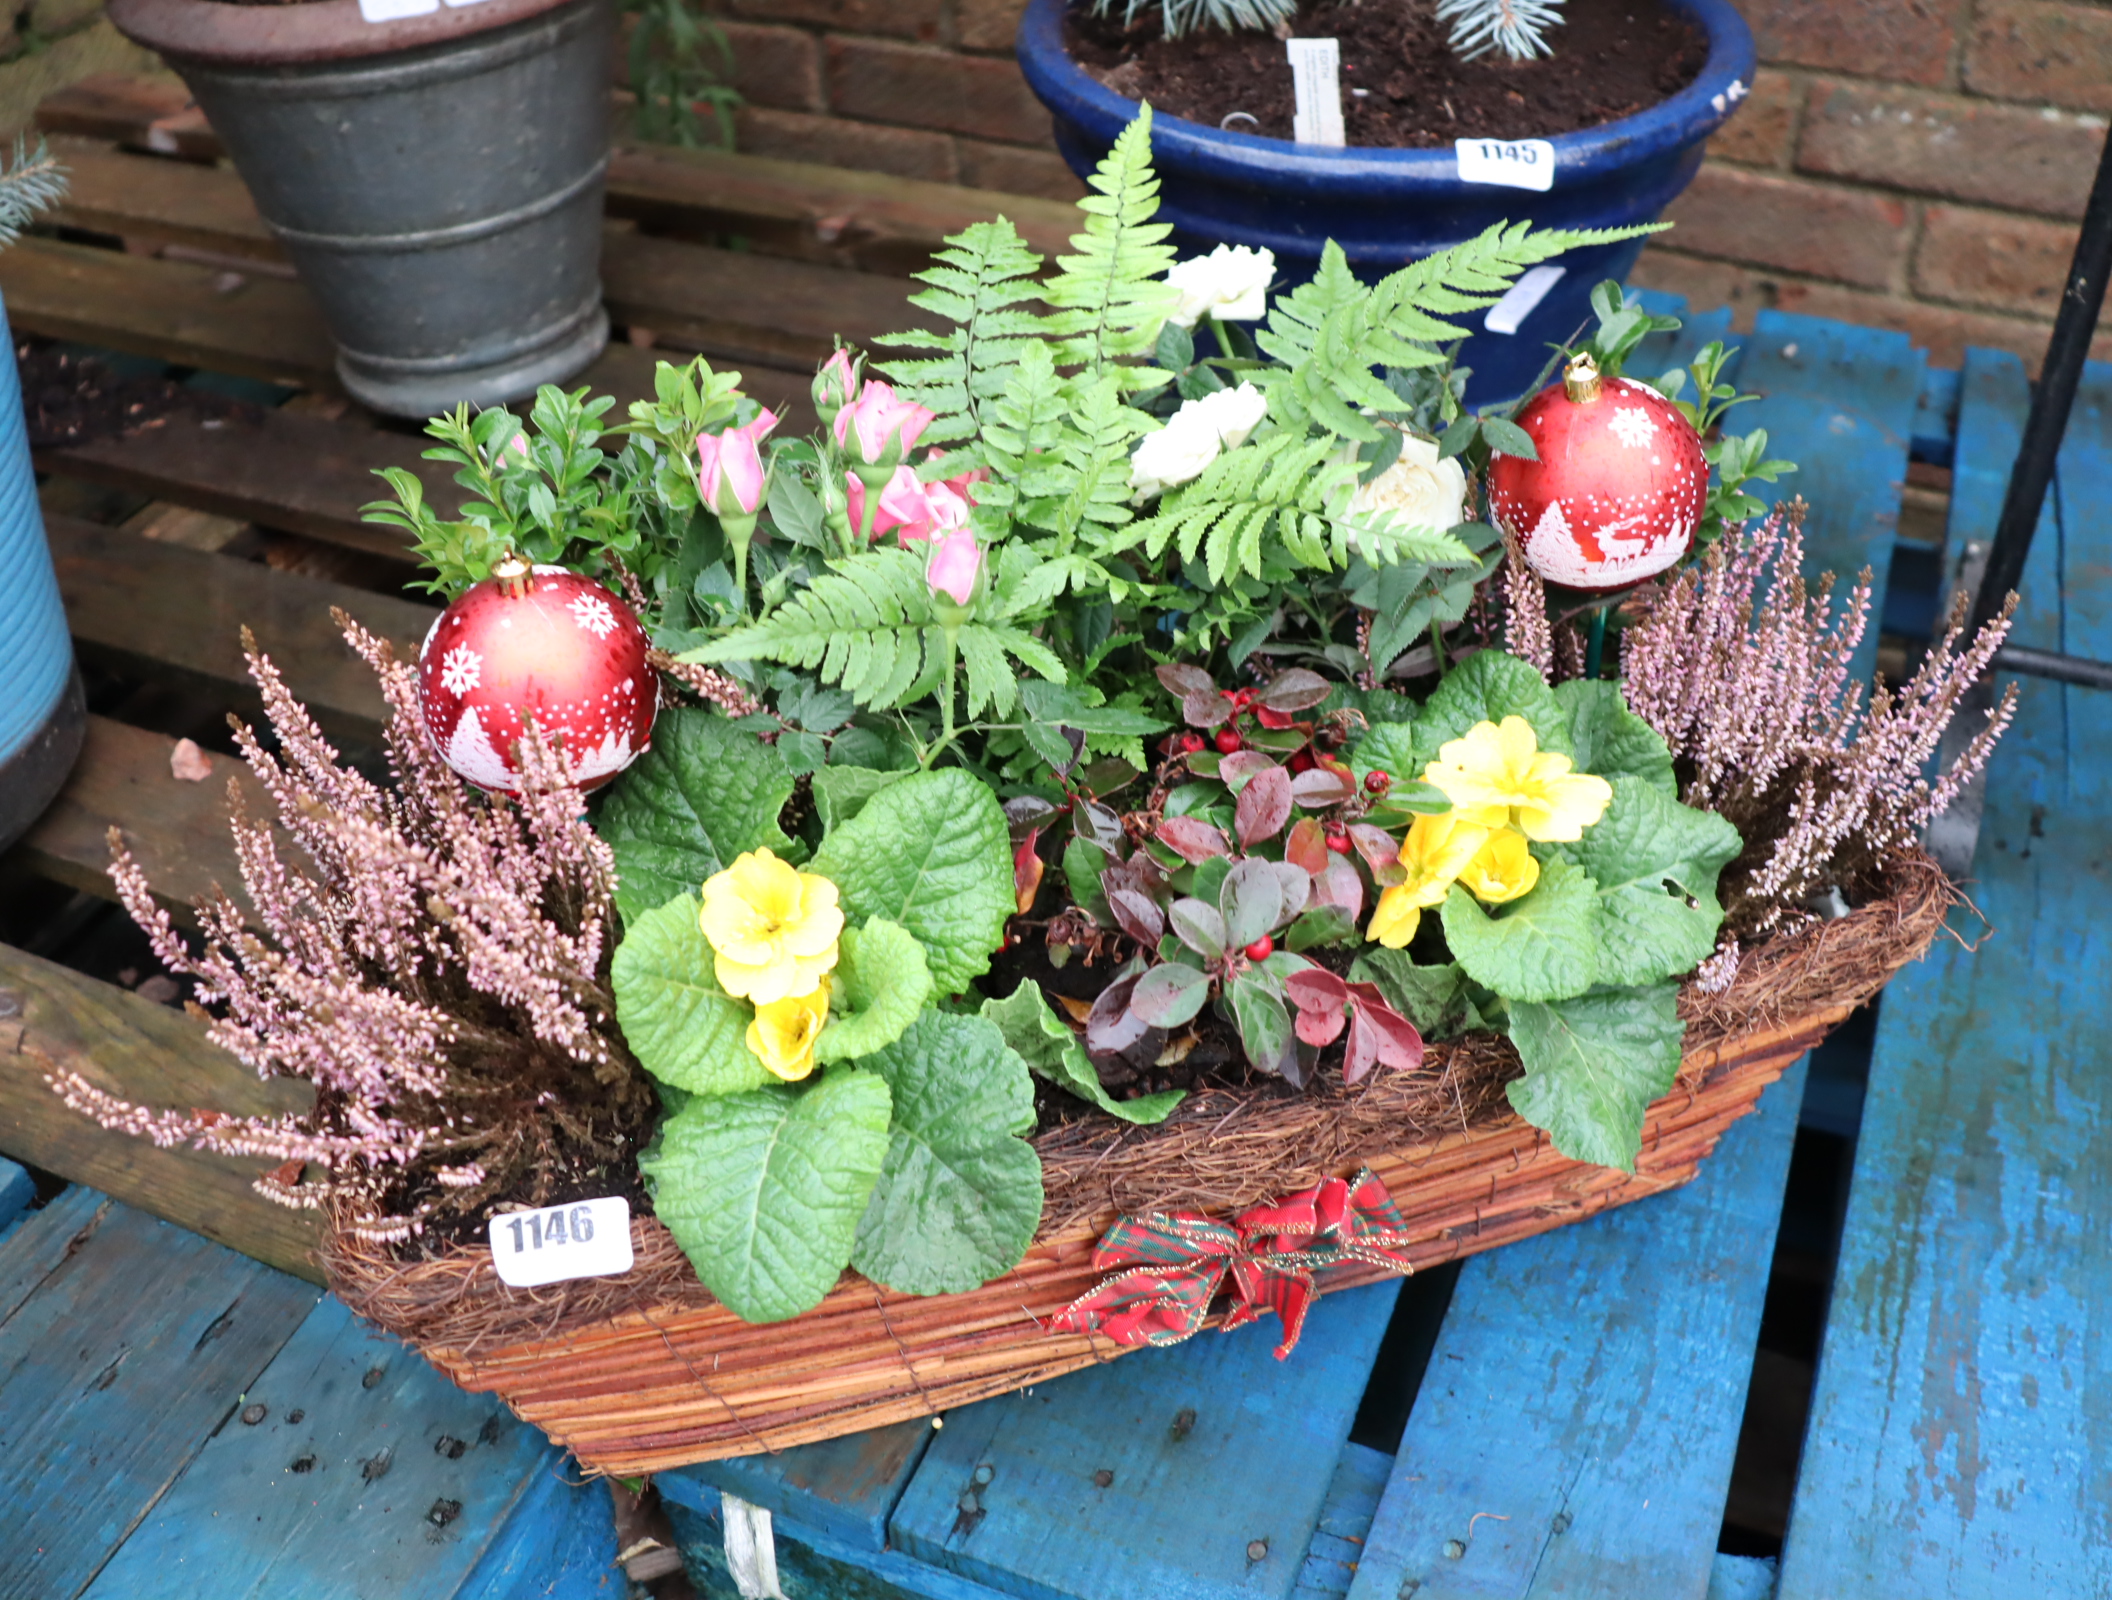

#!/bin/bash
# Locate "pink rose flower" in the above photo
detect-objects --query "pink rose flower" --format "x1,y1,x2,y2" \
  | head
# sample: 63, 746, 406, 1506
833, 379, 935, 469
697, 409, 779, 517
925, 524, 983, 607
846, 459, 978, 546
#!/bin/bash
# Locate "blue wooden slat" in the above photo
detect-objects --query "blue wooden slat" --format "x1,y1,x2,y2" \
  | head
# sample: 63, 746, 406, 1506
1294, 1442, 1392, 1600
1736, 311, 1928, 684
1706, 1553, 1777, 1600
658, 1418, 934, 1552
1773, 352, 2112, 1600
0, 1157, 35, 1237
1631, 305, 1740, 398
1344, 1057, 1811, 1600
665, 1497, 1019, 1600
886, 1280, 1402, 1600
0, 1195, 320, 1600
1912, 366, 1963, 467
82, 1295, 619, 1600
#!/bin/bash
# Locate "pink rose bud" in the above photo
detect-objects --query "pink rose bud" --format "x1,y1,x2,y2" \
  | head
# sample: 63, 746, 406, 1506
925, 524, 983, 607
845, 464, 929, 543
697, 409, 779, 517
833, 379, 935, 470
813, 349, 859, 425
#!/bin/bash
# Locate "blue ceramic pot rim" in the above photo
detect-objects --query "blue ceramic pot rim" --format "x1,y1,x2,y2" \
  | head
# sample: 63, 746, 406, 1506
1017, 0, 1756, 194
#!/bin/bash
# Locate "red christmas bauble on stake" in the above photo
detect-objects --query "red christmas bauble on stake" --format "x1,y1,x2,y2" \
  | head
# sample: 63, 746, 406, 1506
418, 556, 657, 794
1488, 353, 1709, 594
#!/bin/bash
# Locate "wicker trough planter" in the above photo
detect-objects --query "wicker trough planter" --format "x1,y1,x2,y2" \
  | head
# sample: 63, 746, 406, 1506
327, 853, 1948, 1477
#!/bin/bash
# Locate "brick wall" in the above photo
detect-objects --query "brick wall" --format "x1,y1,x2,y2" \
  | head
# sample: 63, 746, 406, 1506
700, 0, 2111, 371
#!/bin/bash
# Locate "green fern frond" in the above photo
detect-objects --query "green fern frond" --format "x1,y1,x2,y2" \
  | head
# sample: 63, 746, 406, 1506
1039, 105, 1180, 386
875, 219, 1048, 448
682, 548, 940, 708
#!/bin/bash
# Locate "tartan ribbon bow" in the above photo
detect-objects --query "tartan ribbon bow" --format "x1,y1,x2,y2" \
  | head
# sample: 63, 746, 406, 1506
1049, 1168, 1414, 1360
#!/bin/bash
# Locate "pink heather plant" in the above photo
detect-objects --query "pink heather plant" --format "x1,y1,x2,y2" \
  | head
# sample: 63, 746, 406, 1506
51, 612, 654, 1243
1620, 506, 2017, 937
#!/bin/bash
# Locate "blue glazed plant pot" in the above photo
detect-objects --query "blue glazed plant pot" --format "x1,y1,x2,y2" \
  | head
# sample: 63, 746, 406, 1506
0, 293, 85, 854
1016, 0, 1755, 402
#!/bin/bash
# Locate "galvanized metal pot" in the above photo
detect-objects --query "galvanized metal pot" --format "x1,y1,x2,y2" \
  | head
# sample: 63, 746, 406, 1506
0, 292, 85, 855
109, 0, 613, 417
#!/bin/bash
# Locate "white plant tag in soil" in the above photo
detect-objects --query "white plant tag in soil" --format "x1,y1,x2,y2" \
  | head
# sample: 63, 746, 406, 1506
1485, 264, 1567, 335
1287, 39, 1346, 148
1455, 137, 1557, 191
489, 1197, 634, 1287
357, 0, 438, 20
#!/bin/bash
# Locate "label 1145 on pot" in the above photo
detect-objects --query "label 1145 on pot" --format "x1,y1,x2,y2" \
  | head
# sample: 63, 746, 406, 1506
1455, 138, 1556, 192
488, 1196, 634, 1287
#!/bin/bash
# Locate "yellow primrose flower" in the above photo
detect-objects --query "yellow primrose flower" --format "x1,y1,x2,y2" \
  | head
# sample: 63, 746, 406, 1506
699, 848, 844, 1005
1459, 829, 1541, 905
1422, 716, 1613, 843
1366, 812, 1489, 949
746, 983, 830, 1082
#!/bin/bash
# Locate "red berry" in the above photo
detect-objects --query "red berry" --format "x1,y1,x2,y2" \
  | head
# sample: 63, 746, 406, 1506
1364, 769, 1392, 794
1244, 936, 1274, 961
1326, 830, 1352, 854
1178, 731, 1206, 754
1214, 728, 1243, 754
1289, 749, 1315, 774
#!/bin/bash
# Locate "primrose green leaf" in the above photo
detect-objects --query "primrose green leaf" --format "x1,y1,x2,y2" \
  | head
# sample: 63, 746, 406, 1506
980, 984, 1183, 1124
1019, 681, 1171, 736
599, 708, 796, 923
814, 918, 933, 1063
1506, 982, 1685, 1172
1351, 722, 1420, 788
611, 892, 769, 1097
1556, 680, 1676, 793
1411, 650, 1572, 767
810, 769, 1014, 996
1555, 775, 1743, 987
1350, 949, 1485, 1040
642, 1068, 894, 1322
1440, 857, 1600, 1003
810, 766, 914, 833
850, 1012, 1044, 1295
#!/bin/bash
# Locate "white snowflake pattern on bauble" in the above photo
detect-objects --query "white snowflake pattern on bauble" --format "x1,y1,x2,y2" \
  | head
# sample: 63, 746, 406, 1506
568, 592, 619, 639
439, 644, 482, 697
1608, 407, 1657, 450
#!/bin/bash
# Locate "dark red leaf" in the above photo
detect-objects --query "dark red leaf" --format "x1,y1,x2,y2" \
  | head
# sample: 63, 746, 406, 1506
1235, 765, 1294, 849
1348, 825, 1401, 874
1259, 668, 1332, 711
1181, 691, 1234, 729
1013, 829, 1046, 916
1156, 663, 1217, 700
1253, 705, 1299, 730
266, 1158, 305, 1187
1218, 749, 1277, 792
1107, 887, 1165, 946
1285, 816, 1331, 874
1285, 967, 1349, 1012
1296, 1004, 1347, 1047
1356, 999, 1425, 1071
1290, 768, 1356, 808
1313, 856, 1366, 919
1086, 975, 1150, 1056
1073, 796, 1127, 855
1079, 758, 1140, 798
1003, 795, 1060, 840
1343, 1011, 1379, 1085
1157, 815, 1232, 863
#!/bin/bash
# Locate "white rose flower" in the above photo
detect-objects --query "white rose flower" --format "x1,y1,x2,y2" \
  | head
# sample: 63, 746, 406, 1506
1349, 429, 1469, 534
1165, 244, 1276, 330
1186, 382, 1268, 449
1129, 407, 1223, 502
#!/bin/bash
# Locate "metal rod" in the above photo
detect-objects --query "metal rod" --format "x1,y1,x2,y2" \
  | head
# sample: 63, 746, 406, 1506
1966, 122, 2112, 642
1994, 644, 2112, 689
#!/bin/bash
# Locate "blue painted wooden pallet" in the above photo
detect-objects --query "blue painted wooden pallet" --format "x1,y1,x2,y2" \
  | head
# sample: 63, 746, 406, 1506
1773, 355, 2112, 1600
0, 1181, 619, 1600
